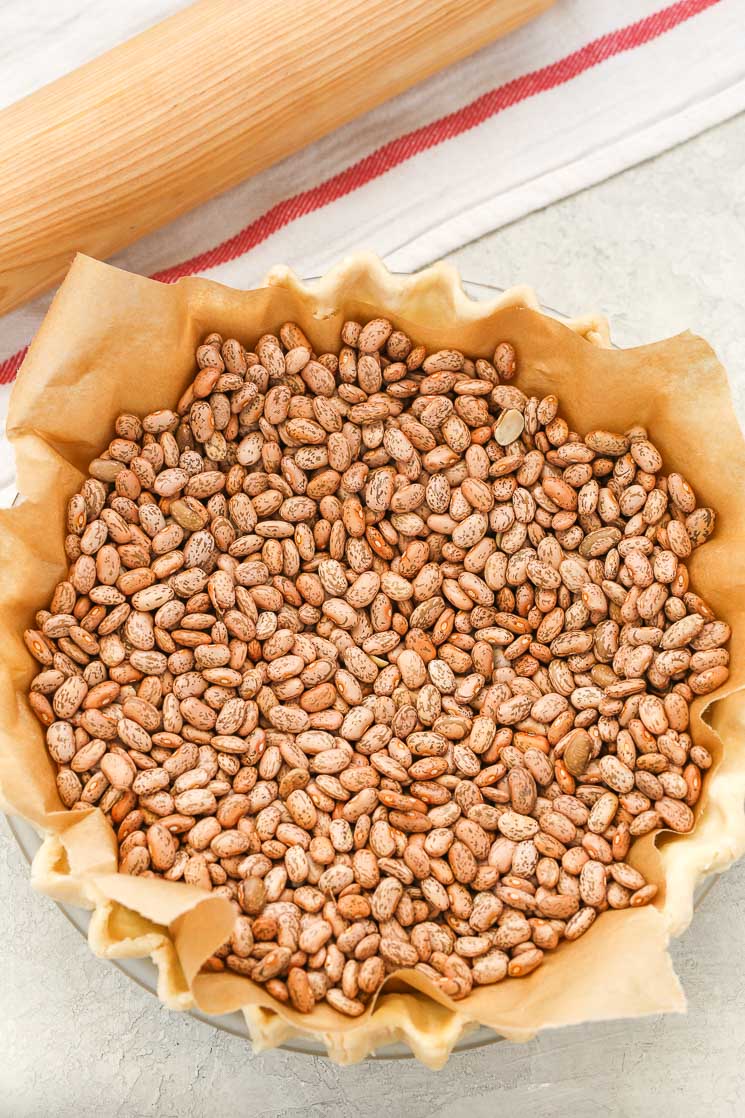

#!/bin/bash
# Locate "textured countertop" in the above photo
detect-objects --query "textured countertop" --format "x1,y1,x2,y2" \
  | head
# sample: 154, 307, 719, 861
3, 41, 745, 1118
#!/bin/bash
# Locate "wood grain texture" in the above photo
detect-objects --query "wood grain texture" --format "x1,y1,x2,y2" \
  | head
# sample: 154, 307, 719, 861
0, 0, 554, 314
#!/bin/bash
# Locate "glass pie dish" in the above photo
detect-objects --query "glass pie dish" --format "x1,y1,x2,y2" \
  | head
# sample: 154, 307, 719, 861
2, 258, 741, 1066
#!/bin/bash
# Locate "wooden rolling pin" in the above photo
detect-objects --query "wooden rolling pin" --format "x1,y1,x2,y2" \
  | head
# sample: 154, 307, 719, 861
0, 0, 554, 314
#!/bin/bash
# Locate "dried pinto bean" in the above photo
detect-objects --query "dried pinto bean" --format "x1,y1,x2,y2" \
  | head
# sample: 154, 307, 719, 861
28, 314, 727, 1019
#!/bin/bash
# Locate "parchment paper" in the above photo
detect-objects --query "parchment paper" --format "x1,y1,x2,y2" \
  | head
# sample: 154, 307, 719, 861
2, 252, 744, 1068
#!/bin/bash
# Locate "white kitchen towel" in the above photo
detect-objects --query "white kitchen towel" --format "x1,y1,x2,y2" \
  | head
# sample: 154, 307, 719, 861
1, 0, 745, 499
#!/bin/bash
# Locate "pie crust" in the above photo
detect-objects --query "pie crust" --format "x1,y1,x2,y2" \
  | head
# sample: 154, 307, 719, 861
2, 252, 744, 1067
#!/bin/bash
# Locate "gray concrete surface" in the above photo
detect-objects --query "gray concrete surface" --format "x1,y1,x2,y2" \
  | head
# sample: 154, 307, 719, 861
4, 112, 745, 1117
